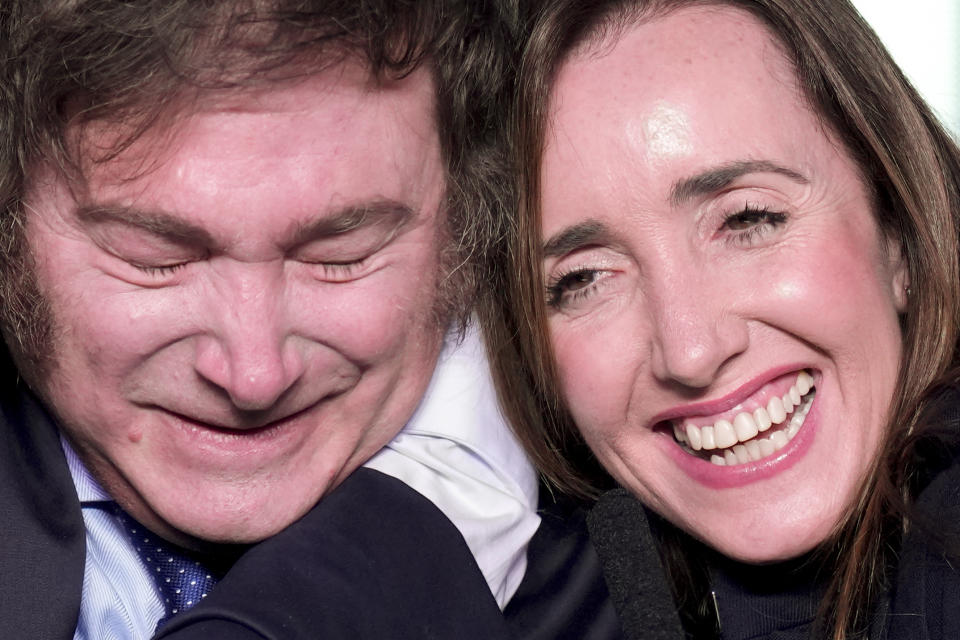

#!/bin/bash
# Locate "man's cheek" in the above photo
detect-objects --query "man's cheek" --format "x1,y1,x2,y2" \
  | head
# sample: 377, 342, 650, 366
300, 276, 439, 359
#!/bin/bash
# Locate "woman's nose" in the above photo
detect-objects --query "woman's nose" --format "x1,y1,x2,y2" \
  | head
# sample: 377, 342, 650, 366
646, 273, 748, 389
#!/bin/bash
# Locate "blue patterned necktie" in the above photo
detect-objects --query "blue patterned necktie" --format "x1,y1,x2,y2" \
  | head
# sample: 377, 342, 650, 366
113, 508, 222, 629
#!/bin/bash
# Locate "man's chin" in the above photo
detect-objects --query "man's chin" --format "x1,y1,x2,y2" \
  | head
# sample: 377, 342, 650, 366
113, 471, 333, 550
142, 497, 319, 550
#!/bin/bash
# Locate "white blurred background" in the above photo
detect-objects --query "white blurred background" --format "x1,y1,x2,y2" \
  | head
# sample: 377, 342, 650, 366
853, 0, 960, 136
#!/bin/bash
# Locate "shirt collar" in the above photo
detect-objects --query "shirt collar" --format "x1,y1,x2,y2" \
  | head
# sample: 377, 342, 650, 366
61, 435, 113, 503
402, 320, 538, 510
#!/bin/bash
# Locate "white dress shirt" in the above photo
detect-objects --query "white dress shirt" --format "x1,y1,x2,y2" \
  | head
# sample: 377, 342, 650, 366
365, 323, 541, 608
66, 440, 166, 640
69, 321, 540, 638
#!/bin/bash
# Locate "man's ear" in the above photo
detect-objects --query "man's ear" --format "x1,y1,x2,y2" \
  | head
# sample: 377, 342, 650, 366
886, 234, 909, 312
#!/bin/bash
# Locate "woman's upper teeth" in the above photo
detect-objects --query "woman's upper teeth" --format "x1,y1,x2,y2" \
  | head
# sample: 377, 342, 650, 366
673, 370, 815, 453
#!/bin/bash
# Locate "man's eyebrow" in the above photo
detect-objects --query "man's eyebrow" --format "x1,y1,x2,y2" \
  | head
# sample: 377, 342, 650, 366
543, 219, 611, 257
77, 200, 416, 249
76, 204, 216, 247
670, 160, 809, 206
288, 199, 415, 246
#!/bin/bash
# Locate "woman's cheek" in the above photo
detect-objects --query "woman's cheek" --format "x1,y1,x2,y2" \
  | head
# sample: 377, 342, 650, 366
553, 320, 638, 431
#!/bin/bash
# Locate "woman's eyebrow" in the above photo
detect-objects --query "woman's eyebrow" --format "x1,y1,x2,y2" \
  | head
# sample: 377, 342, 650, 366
670, 160, 809, 206
543, 219, 610, 257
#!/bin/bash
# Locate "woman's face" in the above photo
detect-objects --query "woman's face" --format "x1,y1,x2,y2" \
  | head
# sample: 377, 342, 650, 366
540, 6, 908, 562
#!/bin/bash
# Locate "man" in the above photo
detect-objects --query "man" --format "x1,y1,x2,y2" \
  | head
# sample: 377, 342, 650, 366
0, 1, 567, 638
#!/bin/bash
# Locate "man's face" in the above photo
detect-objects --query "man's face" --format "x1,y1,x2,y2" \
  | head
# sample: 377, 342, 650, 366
20, 63, 448, 546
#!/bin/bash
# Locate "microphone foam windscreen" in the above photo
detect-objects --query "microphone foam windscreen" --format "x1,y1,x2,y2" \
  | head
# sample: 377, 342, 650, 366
587, 488, 687, 640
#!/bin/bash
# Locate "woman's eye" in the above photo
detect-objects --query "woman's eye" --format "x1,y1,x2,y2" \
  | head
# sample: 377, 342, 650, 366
546, 268, 605, 309
561, 270, 598, 291
720, 205, 787, 244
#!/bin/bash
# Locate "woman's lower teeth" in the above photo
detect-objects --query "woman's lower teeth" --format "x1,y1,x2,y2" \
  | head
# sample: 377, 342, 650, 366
672, 371, 815, 466
709, 395, 811, 465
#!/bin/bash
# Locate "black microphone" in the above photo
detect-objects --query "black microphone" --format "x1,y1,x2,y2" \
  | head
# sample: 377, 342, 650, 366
587, 489, 687, 640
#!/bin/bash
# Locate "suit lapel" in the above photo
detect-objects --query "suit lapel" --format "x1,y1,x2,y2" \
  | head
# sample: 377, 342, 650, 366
0, 383, 85, 639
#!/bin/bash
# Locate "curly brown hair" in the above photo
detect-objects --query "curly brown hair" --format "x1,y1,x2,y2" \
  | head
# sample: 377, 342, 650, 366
0, 0, 517, 381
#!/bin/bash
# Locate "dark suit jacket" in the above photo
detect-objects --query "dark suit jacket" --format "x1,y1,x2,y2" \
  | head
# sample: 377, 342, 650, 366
155, 467, 511, 639
159, 477, 626, 640
0, 381, 618, 640
0, 385, 509, 639
505, 490, 622, 640
0, 385, 86, 640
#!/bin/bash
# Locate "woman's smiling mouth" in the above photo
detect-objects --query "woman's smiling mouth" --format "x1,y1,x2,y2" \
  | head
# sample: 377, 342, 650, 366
669, 370, 816, 466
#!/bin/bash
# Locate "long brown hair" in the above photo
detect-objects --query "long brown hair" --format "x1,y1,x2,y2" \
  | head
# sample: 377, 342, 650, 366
491, 0, 960, 637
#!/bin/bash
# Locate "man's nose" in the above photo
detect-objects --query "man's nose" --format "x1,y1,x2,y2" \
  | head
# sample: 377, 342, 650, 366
193, 264, 305, 411
646, 270, 748, 389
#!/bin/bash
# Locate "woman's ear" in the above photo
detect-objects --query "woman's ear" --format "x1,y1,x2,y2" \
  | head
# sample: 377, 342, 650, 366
886, 235, 909, 312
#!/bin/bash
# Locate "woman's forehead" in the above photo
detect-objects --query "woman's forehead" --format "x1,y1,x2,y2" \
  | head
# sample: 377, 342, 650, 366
541, 5, 823, 210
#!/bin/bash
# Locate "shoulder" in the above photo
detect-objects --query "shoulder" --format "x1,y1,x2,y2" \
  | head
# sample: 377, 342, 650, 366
0, 384, 85, 638
156, 468, 509, 640
884, 386, 960, 638
505, 487, 623, 640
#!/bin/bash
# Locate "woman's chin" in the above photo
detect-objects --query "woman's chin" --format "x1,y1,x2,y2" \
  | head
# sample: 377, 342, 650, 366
688, 519, 835, 565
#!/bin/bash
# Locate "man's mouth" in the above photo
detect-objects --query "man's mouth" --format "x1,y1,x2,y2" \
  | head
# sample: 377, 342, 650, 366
162, 406, 310, 438
670, 370, 816, 466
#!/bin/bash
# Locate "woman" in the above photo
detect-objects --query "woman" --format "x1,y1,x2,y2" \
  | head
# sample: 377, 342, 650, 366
493, 0, 960, 637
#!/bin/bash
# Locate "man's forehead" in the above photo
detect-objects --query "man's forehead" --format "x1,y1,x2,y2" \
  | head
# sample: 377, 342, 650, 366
70, 65, 438, 181
25, 60, 447, 257
71, 59, 438, 167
